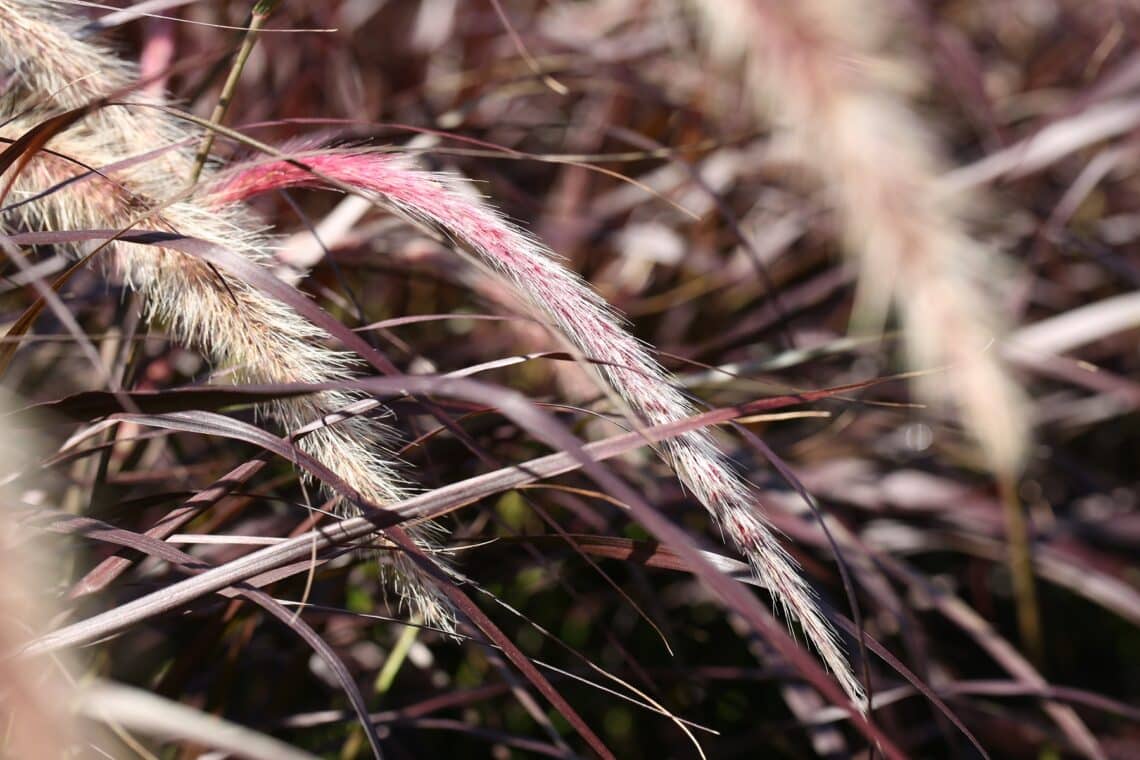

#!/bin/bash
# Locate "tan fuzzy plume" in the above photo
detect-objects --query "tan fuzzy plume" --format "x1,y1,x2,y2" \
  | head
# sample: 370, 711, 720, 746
0, 0, 454, 630
691, 0, 1030, 477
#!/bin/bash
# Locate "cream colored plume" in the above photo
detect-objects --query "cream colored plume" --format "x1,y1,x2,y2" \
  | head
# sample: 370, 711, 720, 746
691, 0, 1030, 476
0, 0, 454, 629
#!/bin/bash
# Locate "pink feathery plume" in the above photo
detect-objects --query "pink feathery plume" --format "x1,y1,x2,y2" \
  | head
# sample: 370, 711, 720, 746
209, 148, 867, 706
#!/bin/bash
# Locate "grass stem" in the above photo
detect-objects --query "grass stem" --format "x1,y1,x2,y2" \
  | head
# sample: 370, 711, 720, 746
1000, 474, 1044, 666
189, 0, 278, 183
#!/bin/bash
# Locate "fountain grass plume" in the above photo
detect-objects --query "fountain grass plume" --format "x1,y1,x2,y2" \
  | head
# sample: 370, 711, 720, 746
691, 0, 1030, 477
210, 147, 867, 705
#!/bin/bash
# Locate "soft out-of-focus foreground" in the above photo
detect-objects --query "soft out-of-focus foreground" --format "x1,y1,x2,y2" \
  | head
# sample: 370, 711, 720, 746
2, 1, 1139, 757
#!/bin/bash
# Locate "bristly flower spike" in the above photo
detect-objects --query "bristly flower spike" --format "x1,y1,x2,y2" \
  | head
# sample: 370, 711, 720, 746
211, 148, 867, 706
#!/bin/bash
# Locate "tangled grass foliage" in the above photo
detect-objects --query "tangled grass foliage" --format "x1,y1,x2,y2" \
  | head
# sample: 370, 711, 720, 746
8, 2, 1137, 758
1, 0, 864, 716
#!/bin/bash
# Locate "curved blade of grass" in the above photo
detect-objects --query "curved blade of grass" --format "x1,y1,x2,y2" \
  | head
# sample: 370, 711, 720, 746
79, 679, 319, 760
6, 373, 885, 429
71, 457, 270, 597
461, 575, 709, 759
0, 106, 93, 202
0, 239, 114, 386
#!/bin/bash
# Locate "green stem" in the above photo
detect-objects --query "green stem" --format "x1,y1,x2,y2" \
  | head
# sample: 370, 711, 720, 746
1000, 473, 1044, 666
374, 619, 422, 695
189, 1, 280, 183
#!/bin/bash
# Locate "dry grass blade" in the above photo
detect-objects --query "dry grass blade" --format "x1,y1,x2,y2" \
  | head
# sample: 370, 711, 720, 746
880, 554, 1105, 759
70, 457, 270, 597
534, 532, 986, 758
78, 680, 319, 760
0, 247, 95, 374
